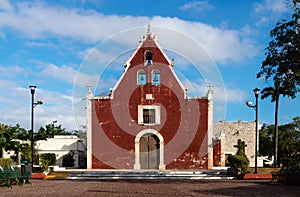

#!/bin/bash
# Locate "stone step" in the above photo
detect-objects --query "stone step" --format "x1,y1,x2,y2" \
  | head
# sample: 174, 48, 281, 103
67, 170, 234, 180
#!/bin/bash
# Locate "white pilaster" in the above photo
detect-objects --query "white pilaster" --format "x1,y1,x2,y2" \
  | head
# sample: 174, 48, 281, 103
207, 84, 214, 169
86, 85, 93, 169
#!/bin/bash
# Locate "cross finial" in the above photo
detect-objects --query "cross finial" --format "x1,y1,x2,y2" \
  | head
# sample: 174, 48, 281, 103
207, 83, 214, 91
206, 83, 213, 98
147, 22, 151, 34
86, 85, 92, 93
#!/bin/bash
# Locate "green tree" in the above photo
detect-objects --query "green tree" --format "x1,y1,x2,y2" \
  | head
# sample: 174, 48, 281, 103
40, 153, 56, 171
278, 117, 300, 168
35, 121, 71, 141
259, 124, 274, 157
257, 7, 300, 97
259, 117, 300, 169
0, 124, 21, 160
0, 123, 9, 158
257, 3, 300, 167
72, 125, 87, 139
260, 83, 290, 167
0, 123, 30, 162
293, 0, 300, 7
20, 143, 31, 161
5, 125, 22, 162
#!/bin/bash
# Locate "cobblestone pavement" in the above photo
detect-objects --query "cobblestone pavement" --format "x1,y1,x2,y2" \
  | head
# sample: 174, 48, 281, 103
0, 179, 300, 197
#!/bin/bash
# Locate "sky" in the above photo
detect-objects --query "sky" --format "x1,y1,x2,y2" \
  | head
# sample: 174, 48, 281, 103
0, 0, 299, 132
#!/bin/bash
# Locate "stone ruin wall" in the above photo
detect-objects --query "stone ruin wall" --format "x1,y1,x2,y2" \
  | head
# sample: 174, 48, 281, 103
213, 121, 256, 167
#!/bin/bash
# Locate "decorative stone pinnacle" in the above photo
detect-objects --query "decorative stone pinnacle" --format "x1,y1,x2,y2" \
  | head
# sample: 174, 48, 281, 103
87, 85, 92, 93
147, 22, 151, 35
207, 83, 214, 91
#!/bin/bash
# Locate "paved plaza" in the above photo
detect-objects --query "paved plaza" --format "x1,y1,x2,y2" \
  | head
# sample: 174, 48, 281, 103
0, 179, 300, 196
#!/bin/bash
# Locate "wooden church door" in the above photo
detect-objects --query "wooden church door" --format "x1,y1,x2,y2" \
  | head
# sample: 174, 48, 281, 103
140, 134, 160, 169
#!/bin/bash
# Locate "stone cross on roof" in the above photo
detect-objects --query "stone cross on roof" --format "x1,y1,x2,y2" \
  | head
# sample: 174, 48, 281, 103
207, 83, 213, 91
147, 23, 151, 35
206, 83, 213, 98
86, 85, 92, 93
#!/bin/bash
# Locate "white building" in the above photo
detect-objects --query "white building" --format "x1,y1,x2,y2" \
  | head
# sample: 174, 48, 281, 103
36, 135, 86, 168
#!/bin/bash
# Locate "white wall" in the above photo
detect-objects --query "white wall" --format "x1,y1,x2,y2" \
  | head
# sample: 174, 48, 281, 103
36, 135, 86, 168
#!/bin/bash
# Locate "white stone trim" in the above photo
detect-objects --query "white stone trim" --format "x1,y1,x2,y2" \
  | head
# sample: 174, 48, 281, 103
146, 94, 153, 100
86, 88, 93, 169
137, 105, 161, 125
207, 86, 214, 169
134, 129, 165, 170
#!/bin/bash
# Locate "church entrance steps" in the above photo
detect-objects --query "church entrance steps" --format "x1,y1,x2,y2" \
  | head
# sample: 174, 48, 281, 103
66, 170, 234, 180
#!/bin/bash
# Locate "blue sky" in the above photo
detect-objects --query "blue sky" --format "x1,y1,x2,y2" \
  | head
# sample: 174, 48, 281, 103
0, 0, 299, 131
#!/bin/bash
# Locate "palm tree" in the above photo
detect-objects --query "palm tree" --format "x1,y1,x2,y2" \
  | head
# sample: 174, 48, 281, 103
260, 81, 289, 167
258, 2, 300, 166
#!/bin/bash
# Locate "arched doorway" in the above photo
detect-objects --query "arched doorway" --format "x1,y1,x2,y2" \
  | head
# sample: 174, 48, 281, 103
134, 129, 165, 170
140, 134, 159, 169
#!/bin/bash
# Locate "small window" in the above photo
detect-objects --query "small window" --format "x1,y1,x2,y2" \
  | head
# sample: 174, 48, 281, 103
145, 51, 153, 65
143, 109, 156, 124
151, 69, 160, 85
137, 70, 146, 85
138, 105, 160, 125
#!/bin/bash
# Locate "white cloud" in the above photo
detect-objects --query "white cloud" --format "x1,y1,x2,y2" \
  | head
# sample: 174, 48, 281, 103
0, 65, 27, 78
0, 0, 14, 12
0, 62, 93, 131
179, 1, 214, 12
0, 1, 147, 42
40, 63, 99, 88
41, 63, 77, 84
78, 47, 118, 66
181, 78, 247, 104
0, 79, 15, 88
0, 83, 80, 131
221, 86, 248, 103
254, 0, 289, 14
151, 16, 258, 64
253, 0, 292, 26
24, 41, 57, 49
0, 1, 258, 65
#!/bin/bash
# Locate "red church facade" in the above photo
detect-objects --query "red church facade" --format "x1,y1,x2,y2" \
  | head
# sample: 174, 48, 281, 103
86, 26, 214, 170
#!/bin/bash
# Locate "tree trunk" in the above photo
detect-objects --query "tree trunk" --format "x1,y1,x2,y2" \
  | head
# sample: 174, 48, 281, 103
274, 97, 279, 167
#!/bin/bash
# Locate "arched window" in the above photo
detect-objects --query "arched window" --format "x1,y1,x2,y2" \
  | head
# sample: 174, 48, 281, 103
151, 69, 160, 85
137, 69, 146, 85
145, 51, 153, 66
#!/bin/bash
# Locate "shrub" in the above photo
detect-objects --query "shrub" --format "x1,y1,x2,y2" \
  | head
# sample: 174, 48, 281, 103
40, 153, 56, 171
227, 139, 250, 174
62, 151, 75, 167
227, 154, 249, 174
0, 158, 13, 168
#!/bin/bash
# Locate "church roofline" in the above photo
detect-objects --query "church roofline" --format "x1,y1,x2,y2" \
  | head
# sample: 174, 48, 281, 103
111, 24, 188, 98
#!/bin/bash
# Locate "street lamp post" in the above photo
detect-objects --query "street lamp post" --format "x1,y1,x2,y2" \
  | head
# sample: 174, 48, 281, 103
29, 85, 43, 171
246, 87, 260, 174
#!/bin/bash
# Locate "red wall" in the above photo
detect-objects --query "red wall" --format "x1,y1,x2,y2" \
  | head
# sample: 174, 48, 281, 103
213, 139, 222, 166
91, 34, 209, 169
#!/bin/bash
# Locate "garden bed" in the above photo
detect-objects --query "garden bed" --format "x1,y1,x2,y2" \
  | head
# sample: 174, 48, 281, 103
238, 173, 272, 180
31, 173, 46, 179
